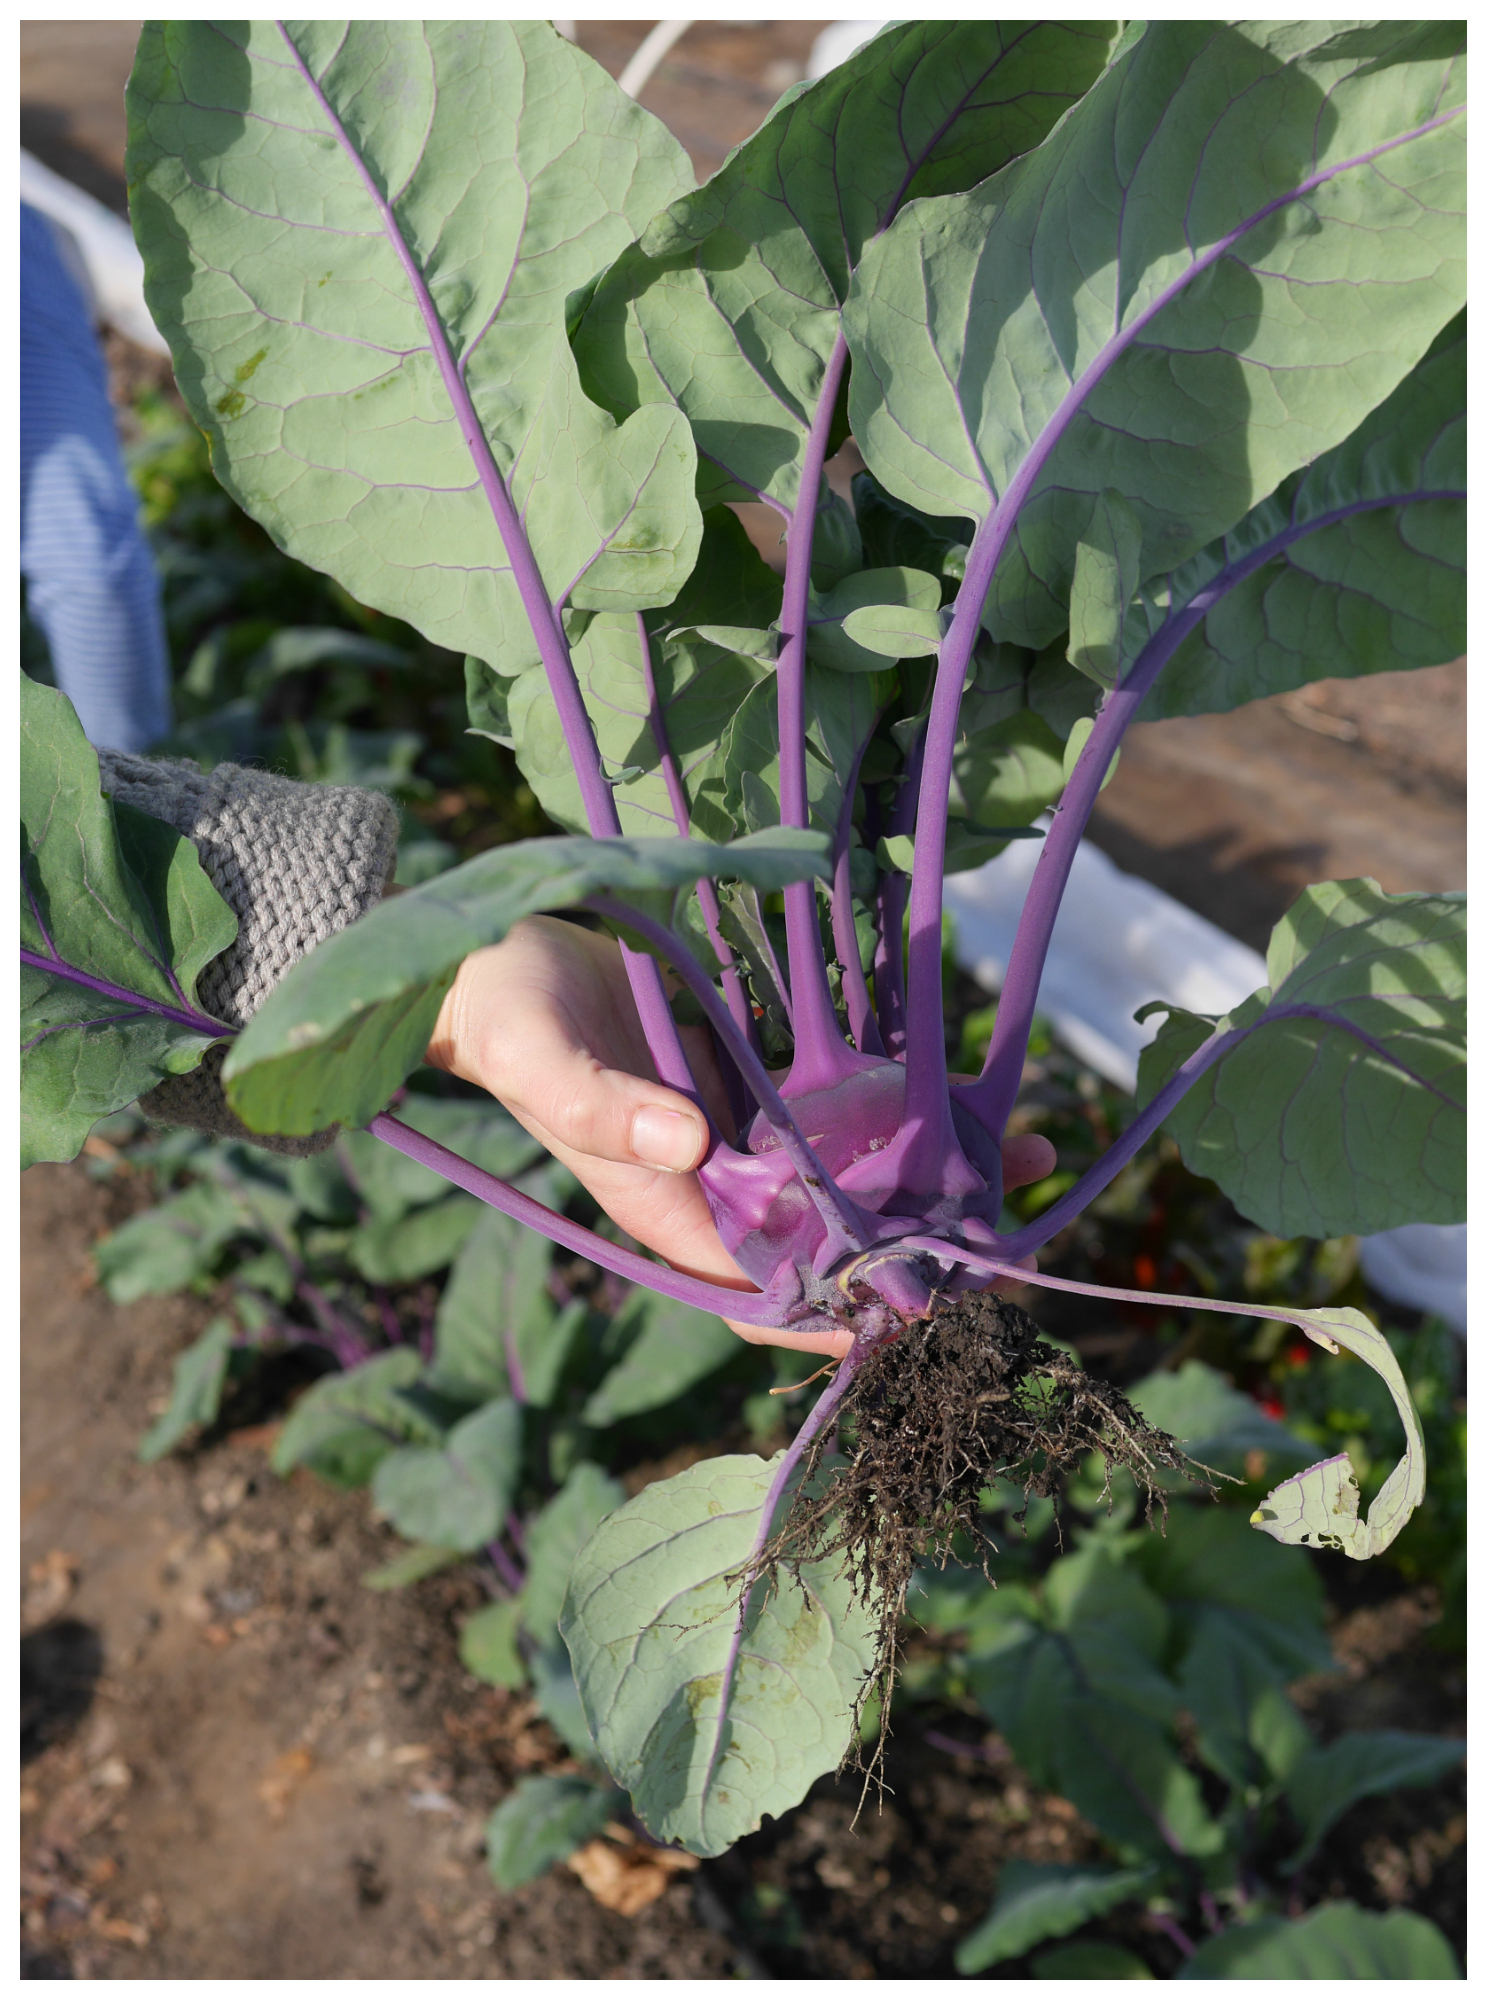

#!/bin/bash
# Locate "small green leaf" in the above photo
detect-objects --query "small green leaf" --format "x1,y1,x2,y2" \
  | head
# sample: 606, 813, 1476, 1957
955, 1861, 1159, 1974
1127, 1360, 1313, 1480
1283, 1731, 1465, 1869
1060, 717, 1120, 790
223, 830, 831, 1136
521, 1465, 626, 1649
138, 1317, 235, 1463
530, 1639, 600, 1761
94, 1181, 250, 1302
430, 1208, 561, 1406
484, 1774, 622, 1891
459, 1598, 528, 1688
349, 1194, 483, 1285
1177, 1903, 1460, 1980
371, 1397, 522, 1554
808, 566, 940, 674
561, 1453, 876, 1858
271, 1349, 433, 1485
362, 1543, 463, 1592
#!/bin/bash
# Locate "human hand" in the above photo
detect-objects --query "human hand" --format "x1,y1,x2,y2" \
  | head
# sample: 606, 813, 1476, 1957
427, 918, 1055, 1357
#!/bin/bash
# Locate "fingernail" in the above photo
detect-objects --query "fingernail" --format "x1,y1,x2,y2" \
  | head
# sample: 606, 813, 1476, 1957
631, 1106, 703, 1172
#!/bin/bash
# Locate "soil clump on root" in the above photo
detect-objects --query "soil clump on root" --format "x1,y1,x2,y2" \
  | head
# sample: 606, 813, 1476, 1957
765, 1292, 1199, 1752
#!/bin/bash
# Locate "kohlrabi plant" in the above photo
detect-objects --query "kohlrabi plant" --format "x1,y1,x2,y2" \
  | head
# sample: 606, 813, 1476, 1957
20, 20, 1464, 1859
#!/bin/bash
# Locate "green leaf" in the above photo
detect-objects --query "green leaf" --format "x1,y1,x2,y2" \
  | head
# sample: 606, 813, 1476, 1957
809, 566, 940, 675
847, 22, 1466, 651
1283, 1731, 1465, 1869
576, 23, 1120, 516
561, 1453, 876, 1858
853, 471, 972, 587
21, 676, 236, 1166
1060, 717, 1119, 791
1128, 1360, 1313, 1481
1066, 491, 1143, 689
1138, 881, 1465, 1239
705, 671, 889, 844
221, 830, 831, 1135
949, 711, 1067, 833
370, 1397, 522, 1553
1133, 317, 1466, 719
530, 1638, 600, 1761
271, 1349, 433, 1485
1178, 1903, 1460, 1980
362, 1543, 462, 1592
138, 1317, 235, 1463
128, 22, 700, 665
431, 1208, 560, 1406
1247, 1310, 1428, 1562
1130, 1502, 1332, 1679
504, 609, 773, 839
459, 1598, 528, 1689
965, 1545, 1223, 1862
1034, 1942, 1154, 1979
349, 1194, 483, 1285
955, 1861, 1158, 1974
336, 1098, 543, 1222
484, 1775, 622, 1891
522, 1464, 626, 1650
581, 1292, 739, 1428
94, 1181, 251, 1302
1176, 1610, 1314, 1793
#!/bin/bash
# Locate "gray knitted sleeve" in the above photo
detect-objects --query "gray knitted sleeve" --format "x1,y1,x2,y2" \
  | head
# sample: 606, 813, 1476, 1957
97, 752, 401, 1156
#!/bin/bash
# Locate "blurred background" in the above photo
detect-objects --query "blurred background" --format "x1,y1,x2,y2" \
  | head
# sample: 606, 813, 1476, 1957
21, 21, 1466, 1982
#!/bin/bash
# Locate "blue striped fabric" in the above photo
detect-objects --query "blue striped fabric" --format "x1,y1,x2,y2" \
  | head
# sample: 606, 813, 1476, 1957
20, 201, 172, 753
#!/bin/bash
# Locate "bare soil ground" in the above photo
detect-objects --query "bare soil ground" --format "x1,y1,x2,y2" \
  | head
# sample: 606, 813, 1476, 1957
21, 1163, 1465, 1979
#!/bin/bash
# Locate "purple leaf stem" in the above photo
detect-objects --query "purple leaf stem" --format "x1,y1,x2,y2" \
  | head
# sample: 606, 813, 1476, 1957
872, 727, 925, 1057
966, 483, 1465, 1134
505, 1510, 527, 1556
901, 106, 1464, 1153
21, 947, 229, 1039
773, 330, 857, 1092
633, 611, 759, 1057
1149, 1912, 1198, 1961
275, 25, 700, 1111
486, 1535, 526, 1596
697, 1352, 859, 1817
585, 896, 873, 1261
371, 1283, 404, 1348
367, 1112, 821, 1331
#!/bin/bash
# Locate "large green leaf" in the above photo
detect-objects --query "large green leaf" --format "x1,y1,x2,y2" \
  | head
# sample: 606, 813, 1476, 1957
1131, 316, 1466, 718
348, 1193, 483, 1285
484, 1775, 622, 1892
561, 1453, 875, 1858
21, 677, 236, 1167
846, 22, 1466, 650
955, 1861, 1158, 1975
580, 1291, 739, 1428
370, 1396, 522, 1553
1178, 1903, 1460, 1980
1128, 1361, 1313, 1482
1138, 881, 1465, 1239
220, 829, 831, 1135
575, 22, 1120, 514
1131, 1506, 1332, 1681
1283, 1731, 1466, 1868
127, 21, 700, 669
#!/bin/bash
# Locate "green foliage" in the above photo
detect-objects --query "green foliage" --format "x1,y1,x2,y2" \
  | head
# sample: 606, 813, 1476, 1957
128, 22, 701, 660
1283, 1731, 1466, 1869
1177, 1902, 1460, 1980
371, 1397, 522, 1553
484, 1774, 623, 1891
1139, 881, 1465, 1239
954, 1861, 1158, 1975
561, 1454, 876, 1857
20, 676, 236, 1166
137, 1316, 235, 1462
846, 22, 1465, 649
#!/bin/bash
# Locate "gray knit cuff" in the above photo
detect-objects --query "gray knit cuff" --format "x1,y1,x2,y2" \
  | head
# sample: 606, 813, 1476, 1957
98, 752, 401, 1157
